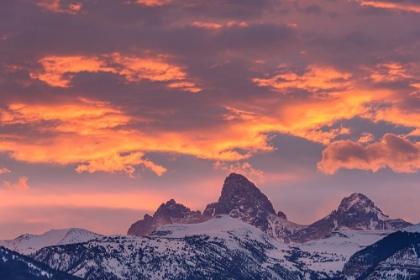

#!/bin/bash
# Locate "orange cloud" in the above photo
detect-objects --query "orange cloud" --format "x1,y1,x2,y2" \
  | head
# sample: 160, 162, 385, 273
31, 56, 114, 87
359, 0, 420, 13
366, 62, 417, 83
191, 22, 223, 29
190, 21, 248, 30
167, 82, 202, 92
30, 53, 201, 91
75, 152, 167, 177
3, 176, 29, 191
135, 0, 173, 6
36, 0, 83, 14
213, 161, 265, 183
253, 65, 352, 94
358, 132, 375, 143
5, 61, 420, 176
224, 76, 391, 145
227, 21, 248, 27
318, 134, 420, 174
0, 168, 11, 174
0, 97, 277, 176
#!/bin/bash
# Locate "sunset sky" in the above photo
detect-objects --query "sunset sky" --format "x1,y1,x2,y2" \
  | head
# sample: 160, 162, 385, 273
1, 0, 420, 239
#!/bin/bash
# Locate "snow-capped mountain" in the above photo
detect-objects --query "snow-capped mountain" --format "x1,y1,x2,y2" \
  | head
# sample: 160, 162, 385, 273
29, 214, 407, 280
202, 173, 306, 242
0, 246, 81, 280
289, 193, 411, 243
4, 173, 415, 280
0, 228, 102, 255
33, 215, 307, 280
127, 173, 411, 244
127, 199, 205, 236
203, 173, 278, 231
127, 173, 305, 242
343, 231, 420, 279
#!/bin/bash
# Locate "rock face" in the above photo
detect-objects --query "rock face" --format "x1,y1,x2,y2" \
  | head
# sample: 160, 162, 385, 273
203, 173, 276, 232
203, 173, 305, 242
127, 199, 204, 236
290, 193, 412, 243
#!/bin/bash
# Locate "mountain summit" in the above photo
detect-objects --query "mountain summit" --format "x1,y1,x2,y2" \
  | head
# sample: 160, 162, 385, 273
203, 173, 304, 241
290, 192, 412, 243
203, 173, 277, 231
127, 174, 411, 243
127, 199, 204, 236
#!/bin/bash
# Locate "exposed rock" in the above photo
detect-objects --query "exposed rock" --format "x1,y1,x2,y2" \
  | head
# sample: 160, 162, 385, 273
127, 199, 204, 236
290, 193, 412, 243
203, 173, 277, 232
277, 211, 288, 220
202, 173, 304, 242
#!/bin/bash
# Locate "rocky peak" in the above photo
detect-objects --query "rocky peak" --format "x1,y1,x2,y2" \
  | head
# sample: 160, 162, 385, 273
154, 199, 197, 220
289, 193, 412, 243
127, 199, 204, 236
203, 173, 277, 232
277, 211, 288, 220
334, 193, 390, 225
337, 193, 384, 215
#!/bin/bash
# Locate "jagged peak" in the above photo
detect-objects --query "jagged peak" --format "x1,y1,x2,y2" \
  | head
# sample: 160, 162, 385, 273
221, 173, 263, 195
156, 199, 186, 211
339, 193, 375, 211
277, 211, 288, 220
337, 193, 391, 222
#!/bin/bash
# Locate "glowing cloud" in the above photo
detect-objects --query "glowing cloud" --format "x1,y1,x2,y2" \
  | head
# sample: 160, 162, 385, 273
359, 0, 420, 13
253, 65, 352, 94
0, 97, 276, 176
191, 22, 223, 29
318, 134, 420, 174
0, 168, 11, 174
30, 53, 200, 91
36, 0, 83, 14
3, 176, 29, 191
358, 132, 375, 144
75, 152, 166, 177
135, 0, 173, 6
367, 63, 417, 83
213, 161, 265, 183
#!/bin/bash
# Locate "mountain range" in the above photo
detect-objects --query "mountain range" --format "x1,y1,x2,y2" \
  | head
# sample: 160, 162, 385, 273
1, 173, 419, 279
127, 173, 411, 243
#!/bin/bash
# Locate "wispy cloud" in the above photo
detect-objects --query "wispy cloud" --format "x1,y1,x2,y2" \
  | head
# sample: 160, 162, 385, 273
3, 176, 29, 191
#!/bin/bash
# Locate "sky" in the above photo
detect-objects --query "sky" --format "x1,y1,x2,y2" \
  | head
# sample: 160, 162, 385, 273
1, 0, 420, 239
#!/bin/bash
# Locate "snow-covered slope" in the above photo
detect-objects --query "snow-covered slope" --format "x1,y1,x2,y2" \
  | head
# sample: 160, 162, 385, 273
29, 215, 394, 280
267, 214, 307, 243
405, 223, 420, 233
33, 215, 307, 280
0, 246, 82, 280
0, 228, 102, 255
343, 231, 420, 279
292, 231, 389, 277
